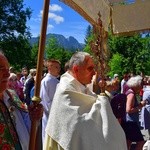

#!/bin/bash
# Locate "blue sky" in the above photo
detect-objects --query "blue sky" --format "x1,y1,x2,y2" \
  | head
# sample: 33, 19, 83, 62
23, 0, 90, 43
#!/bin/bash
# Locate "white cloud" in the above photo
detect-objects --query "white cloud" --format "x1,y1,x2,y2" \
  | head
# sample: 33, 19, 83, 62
48, 12, 64, 24
47, 24, 54, 29
39, 10, 43, 17
39, 6, 64, 24
49, 4, 63, 12
31, 17, 41, 22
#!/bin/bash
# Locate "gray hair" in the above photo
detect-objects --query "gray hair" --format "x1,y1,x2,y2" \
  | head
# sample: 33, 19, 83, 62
29, 68, 36, 76
69, 52, 91, 69
9, 73, 17, 80
126, 75, 143, 88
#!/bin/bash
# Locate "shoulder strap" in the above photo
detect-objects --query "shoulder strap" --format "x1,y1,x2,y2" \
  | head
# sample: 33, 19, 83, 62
125, 89, 134, 96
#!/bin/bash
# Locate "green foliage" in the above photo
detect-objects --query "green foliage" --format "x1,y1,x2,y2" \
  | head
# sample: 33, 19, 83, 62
46, 36, 59, 59
108, 53, 124, 78
83, 25, 150, 76
0, 35, 32, 70
83, 35, 94, 55
83, 27, 95, 57
30, 42, 39, 68
108, 33, 150, 76
45, 36, 73, 73
0, 0, 32, 40
84, 25, 92, 44
0, 0, 32, 71
141, 35, 150, 74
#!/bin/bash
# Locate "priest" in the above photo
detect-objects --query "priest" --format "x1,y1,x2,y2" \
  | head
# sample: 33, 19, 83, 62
43, 51, 127, 150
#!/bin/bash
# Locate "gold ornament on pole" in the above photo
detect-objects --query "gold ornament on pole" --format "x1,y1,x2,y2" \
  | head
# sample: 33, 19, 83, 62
90, 12, 109, 93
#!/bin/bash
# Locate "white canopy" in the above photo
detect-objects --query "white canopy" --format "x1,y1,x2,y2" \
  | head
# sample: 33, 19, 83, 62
60, 0, 150, 35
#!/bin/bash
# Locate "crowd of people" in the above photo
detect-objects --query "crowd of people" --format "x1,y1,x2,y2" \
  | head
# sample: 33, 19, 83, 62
0, 50, 150, 150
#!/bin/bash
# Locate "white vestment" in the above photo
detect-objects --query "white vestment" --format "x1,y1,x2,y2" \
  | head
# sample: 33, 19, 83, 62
44, 72, 127, 150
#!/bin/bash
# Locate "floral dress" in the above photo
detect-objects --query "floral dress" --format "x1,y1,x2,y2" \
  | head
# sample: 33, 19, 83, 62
0, 89, 29, 150
0, 100, 22, 150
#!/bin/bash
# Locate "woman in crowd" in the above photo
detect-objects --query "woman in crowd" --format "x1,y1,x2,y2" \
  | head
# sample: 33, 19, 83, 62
122, 75, 146, 150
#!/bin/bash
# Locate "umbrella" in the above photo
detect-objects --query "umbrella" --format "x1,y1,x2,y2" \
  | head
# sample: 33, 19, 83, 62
60, 0, 150, 35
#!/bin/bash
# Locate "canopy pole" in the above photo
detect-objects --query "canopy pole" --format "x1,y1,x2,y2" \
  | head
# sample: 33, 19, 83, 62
29, 0, 50, 149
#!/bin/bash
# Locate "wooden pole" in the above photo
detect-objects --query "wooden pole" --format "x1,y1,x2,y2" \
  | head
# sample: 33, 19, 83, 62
29, 0, 50, 149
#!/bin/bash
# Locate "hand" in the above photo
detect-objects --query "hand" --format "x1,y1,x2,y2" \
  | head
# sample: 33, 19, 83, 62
140, 100, 146, 107
137, 101, 146, 110
28, 103, 43, 122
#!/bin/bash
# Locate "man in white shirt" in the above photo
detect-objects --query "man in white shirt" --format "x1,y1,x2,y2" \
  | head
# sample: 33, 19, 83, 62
40, 59, 61, 143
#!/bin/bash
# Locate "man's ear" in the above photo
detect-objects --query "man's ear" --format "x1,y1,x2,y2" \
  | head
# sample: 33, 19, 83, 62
72, 65, 78, 73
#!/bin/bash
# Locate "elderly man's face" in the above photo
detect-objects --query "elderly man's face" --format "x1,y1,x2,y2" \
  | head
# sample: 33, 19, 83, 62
75, 56, 95, 85
0, 55, 10, 93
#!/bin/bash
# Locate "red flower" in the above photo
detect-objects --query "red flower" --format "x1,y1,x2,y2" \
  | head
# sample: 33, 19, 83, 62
1, 144, 11, 150
0, 124, 5, 134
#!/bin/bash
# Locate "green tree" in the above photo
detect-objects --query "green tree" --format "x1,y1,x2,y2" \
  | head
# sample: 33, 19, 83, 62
0, 35, 32, 70
0, 0, 32, 40
108, 53, 124, 78
84, 25, 92, 44
30, 43, 39, 68
45, 36, 73, 73
140, 35, 150, 75
46, 36, 59, 59
83, 35, 94, 54
83, 26, 95, 55
0, 0, 32, 70
83, 25, 150, 76
108, 33, 150, 75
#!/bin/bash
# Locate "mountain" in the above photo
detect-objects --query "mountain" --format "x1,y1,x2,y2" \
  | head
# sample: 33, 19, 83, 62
29, 33, 85, 51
